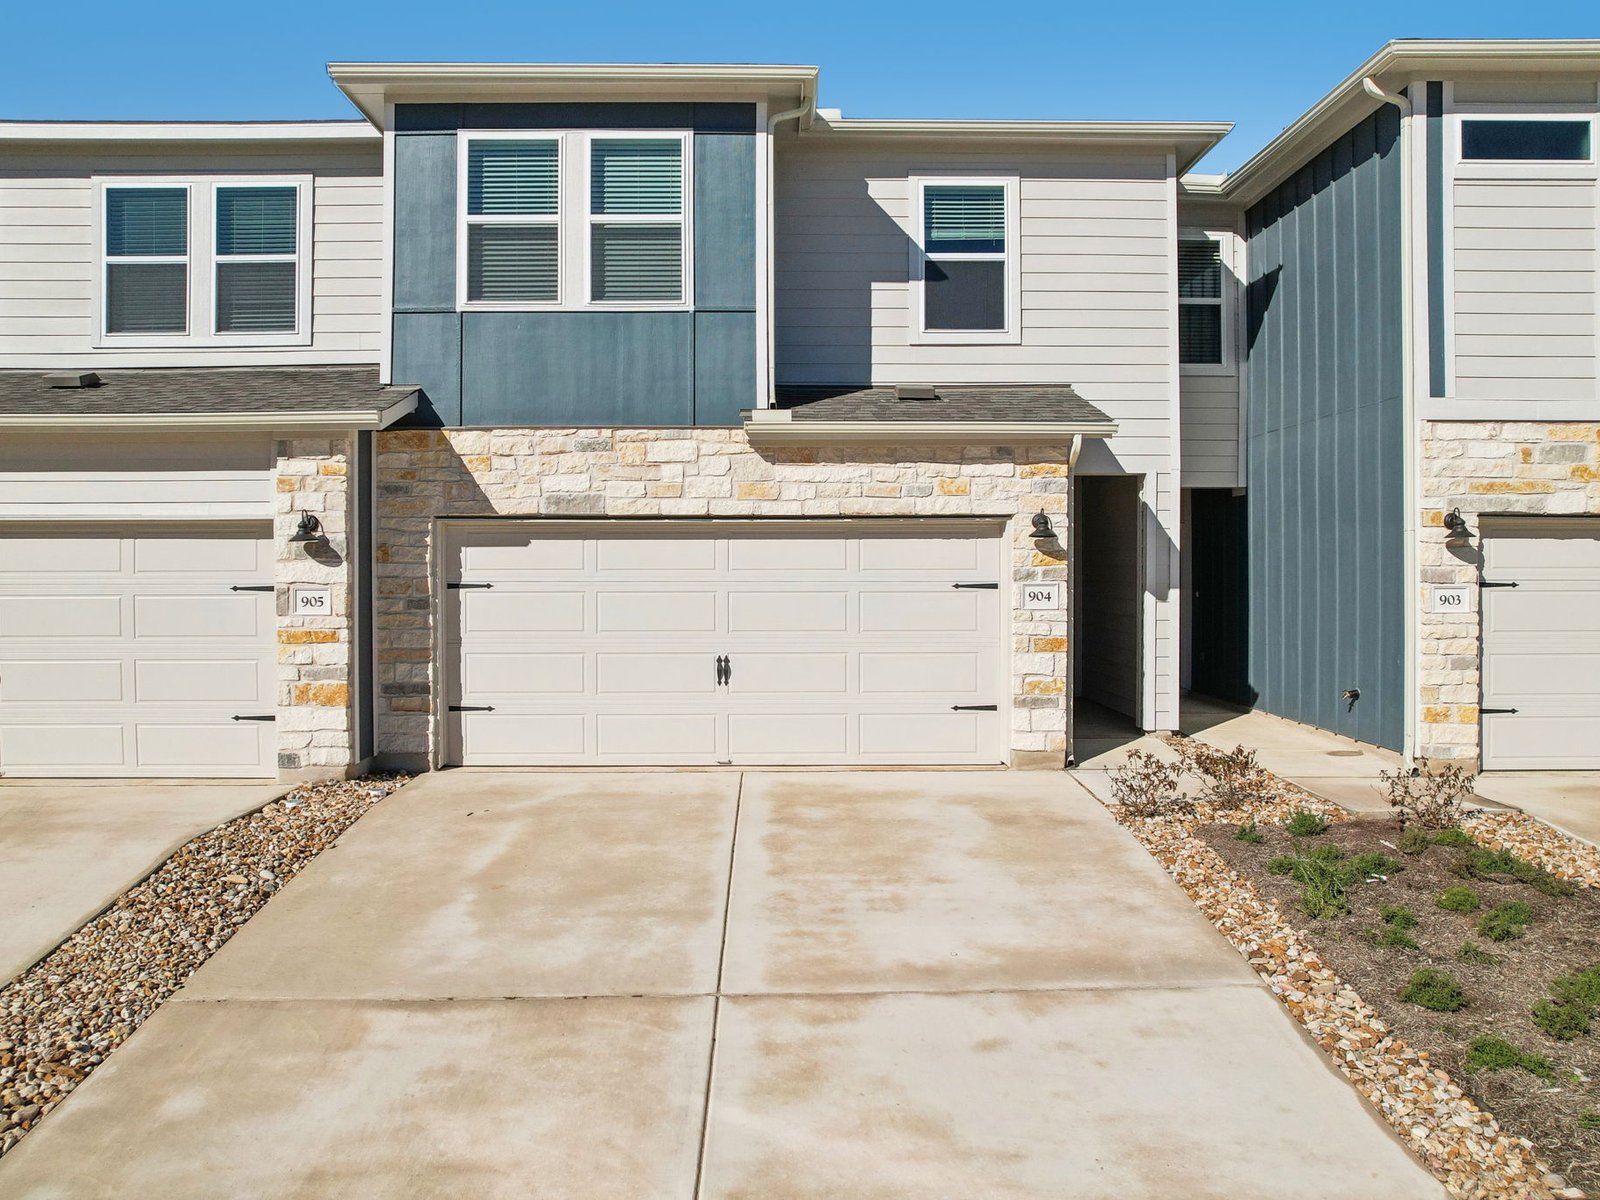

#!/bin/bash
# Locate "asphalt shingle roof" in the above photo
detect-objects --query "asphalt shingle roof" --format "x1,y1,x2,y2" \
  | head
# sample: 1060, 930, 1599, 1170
0, 367, 416, 417
774, 383, 1114, 426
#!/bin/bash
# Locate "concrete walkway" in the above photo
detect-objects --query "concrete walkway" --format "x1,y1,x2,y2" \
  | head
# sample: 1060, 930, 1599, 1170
1474, 772, 1600, 847
0, 770, 1443, 1199
0, 780, 283, 985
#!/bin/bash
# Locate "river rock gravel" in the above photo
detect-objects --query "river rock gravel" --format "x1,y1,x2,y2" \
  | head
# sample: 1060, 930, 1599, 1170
0, 774, 409, 1158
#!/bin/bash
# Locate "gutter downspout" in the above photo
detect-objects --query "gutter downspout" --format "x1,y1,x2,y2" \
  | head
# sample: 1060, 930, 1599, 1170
1362, 77, 1419, 769
1065, 433, 1084, 768
765, 92, 812, 404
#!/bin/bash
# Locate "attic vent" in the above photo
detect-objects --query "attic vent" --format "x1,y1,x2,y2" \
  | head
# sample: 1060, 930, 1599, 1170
44, 371, 102, 389
894, 384, 939, 402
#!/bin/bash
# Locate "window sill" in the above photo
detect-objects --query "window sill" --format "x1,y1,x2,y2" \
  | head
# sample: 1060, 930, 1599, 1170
1180, 363, 1235, 377
907, 328, 1023, 347
92, 331, 313, 350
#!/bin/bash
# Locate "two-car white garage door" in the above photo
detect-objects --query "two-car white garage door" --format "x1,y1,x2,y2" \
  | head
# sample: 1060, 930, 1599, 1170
0, 524, 277, 777
444, 521, 1007, 766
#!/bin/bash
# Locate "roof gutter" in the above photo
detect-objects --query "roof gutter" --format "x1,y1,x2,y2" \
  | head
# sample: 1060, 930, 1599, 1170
0, 393, 419, 433
743, 409, 1117, 445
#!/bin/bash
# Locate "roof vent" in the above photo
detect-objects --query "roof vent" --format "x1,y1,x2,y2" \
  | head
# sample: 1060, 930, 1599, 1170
44, 370, 102, 389
894, 384, 938, 402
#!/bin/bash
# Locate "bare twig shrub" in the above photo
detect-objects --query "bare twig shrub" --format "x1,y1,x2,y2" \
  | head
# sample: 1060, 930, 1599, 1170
1382, 762, 1478, 830
1107, 749, 1189, 819
1170, 739, 1281, 813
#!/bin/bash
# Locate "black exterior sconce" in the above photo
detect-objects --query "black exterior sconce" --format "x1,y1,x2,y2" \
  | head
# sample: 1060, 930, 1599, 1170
1442, 507, 1471, 542
1030, 511, 1055, 540
287, 511, 324, 548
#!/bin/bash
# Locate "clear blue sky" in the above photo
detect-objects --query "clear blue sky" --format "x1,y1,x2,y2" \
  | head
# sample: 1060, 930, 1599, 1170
4, 0, 1596, 172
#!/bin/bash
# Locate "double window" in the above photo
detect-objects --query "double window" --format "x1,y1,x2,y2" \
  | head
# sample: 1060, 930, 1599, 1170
911, 177, 1019, 343
459, 132, 689, 309
98, 179, 308, 343
1178, 238, 1227, 367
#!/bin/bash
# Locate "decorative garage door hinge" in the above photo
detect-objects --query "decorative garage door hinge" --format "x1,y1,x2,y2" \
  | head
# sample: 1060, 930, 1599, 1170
1480, 707, 1520, 715
951, 582, 1000, 589
447, 582, 493, 590
1477, 579, 1519, 589
951, 704, 998, 711
231, 714, 276, 722
229, 585, 275, 592
449, 704, 495, 712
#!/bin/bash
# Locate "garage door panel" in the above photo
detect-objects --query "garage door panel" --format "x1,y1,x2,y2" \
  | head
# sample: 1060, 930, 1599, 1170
1482, 713, 1600, 770
457, 713, 586, 760
726, 653, 848, 694
1, 595, 124, 638
597, 591, 716, 633
133, 534, 268, 575
134, 659, 265, 704
729, 713, 849, 756
597, 537, 717, 572
596, 653, 719, 694
859, 535, 989, 573
456, 534, 585, 574
1, 724, 127, 769
859, 591, 985, 633
136, 723, 269, 771
461, 591, 585, 634
728, 591, 848, 633
461, 652, 585, 696
0, 536, 122, 575
134, 595, 264, 639
860, 712, 984, 756
1484, 588, 1600, 635
860, 651, 982, 694
728, 537, 846, 572
1482, 650, 1600, 700
596, 713, 718, 757
0, 659, 124, 703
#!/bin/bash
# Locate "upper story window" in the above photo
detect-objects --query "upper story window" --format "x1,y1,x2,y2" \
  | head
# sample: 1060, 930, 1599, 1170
97, 177, 310, 347
458, 131, 690, 311
1178, 236, 1228, 369
1461, 119, 1593, 162
910, 176, 1020, 345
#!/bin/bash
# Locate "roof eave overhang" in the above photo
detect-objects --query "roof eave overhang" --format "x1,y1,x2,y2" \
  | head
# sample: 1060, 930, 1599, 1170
0, 121, 378, 146
1220, 39, 1600, 209
806, 119, 1233, 175
0, 392, 418, 433
742, 412, 1118, 446
328, 63, 820, 128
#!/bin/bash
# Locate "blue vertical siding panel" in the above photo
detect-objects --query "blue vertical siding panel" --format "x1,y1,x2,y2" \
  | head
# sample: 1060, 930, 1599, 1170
693, 310, 757, 425
693, 133, 757, 311
392, 134, 458, 311
1243, 104, 1405, 750
1425, 82, 1447, 398
391, 311, 462, 426
460, 312, 693, 426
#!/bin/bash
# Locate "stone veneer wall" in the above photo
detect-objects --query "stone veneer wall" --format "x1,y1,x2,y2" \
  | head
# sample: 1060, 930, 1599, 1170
373, 427, 1083, 768
1419, 420, 1600, 761
274, 436, 356, 775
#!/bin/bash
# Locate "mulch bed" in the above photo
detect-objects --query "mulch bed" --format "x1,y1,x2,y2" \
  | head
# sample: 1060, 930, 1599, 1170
0, 774, 410, 1159
1200, 817, 1600, 1196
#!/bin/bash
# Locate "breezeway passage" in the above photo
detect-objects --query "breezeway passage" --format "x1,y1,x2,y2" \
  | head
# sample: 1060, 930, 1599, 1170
0, 771, 1444, 1199
443, 521, 1009, 766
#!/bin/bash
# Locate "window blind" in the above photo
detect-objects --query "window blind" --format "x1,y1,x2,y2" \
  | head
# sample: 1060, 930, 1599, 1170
217, 261, 295, 333
106, 188, 187, 257
1179, 305, 1222, 365
468, 141, 559, 215
591, 224, 682, 301
216, 187, 297, 255
924, 185, 1005, 254
1178, 241, 1223, 299
107, 263, 186, 333
468, 224, 559, 302
591, 139, 682, 214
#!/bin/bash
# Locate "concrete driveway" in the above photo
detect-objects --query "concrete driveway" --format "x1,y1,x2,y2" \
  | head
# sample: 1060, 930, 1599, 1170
0, 780, 283, 985
0, 770, 1443, 1199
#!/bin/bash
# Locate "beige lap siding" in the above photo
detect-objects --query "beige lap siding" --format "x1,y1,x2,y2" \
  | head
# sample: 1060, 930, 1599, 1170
372, 428, 1078, 768
1418, 421, 1600, 762
274, 437, 356, 773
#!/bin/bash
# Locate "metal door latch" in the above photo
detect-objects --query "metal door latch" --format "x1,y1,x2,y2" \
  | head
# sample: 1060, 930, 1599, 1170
449, 705, 495, 712
951, 704, 998, 711
229, 585, 274, 593
232, 714, 276, 722
1480, 707, 1520, 715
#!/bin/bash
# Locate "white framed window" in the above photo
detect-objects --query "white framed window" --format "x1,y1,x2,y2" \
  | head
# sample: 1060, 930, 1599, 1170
1450, 104, 1599, 182
457, 130, 692, 312
1178, 234, 1231, 371
909, 175, 1020, 345
94, 176, 312, 347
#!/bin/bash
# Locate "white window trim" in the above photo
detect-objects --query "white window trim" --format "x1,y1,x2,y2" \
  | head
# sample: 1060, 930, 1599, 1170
1177, 229, 1235, 375
92, 175, 313, 349
908, 174, 1021, 346
456, 129, 694, 313
1450, 104, 1598, 182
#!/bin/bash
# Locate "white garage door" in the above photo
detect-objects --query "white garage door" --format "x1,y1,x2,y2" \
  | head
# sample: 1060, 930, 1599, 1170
0, 524, 277, 777
1480, 518, 1600, 770
444, 521, 1007, 766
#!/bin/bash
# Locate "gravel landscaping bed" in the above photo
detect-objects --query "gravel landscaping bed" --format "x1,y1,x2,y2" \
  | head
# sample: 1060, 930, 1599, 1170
0, 774, 409, 1158
1100, 741, 1590, 1200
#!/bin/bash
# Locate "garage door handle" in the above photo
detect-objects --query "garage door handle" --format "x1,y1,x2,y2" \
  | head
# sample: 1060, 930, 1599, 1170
952, 704, 998, 711
232, 714, 276, 722
449, 705, 495, 712
1481, 707, 1519, 715
715, 655, 729, 686
952, 582, 1000, 589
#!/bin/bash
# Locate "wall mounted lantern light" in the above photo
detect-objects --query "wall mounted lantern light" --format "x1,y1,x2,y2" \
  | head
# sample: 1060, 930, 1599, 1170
1030, 511, 1055, 540
1442, 508, 1471, 541
287, 511, 323, 548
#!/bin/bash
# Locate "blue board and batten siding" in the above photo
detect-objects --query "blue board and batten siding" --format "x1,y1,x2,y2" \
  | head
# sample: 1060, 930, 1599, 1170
390, 103, 757, 427
1243, 104, 1406, 750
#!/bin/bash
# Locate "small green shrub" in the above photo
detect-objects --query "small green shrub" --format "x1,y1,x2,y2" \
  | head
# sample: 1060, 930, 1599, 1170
1399, 828, 1431, 856
1350, 851, 1402, 879
1580, 1111, 1600, 1132
1457, 942, 1499, 966
1373, 925, 1420, 950
1458, 846, 1577, 897
1478, 901, 1533, 942
1284, 810, 1329, 837
1380, 905, 1419, 930
1464, 1036, 1554, 1079
1437, 886, 1482, 913
1402, 968, 1467, 1012
1234, 820, 1264, 844
1533, 1000, 1591, 1041
1432, 828, 1474, 848
1550, 965, 1600, 1014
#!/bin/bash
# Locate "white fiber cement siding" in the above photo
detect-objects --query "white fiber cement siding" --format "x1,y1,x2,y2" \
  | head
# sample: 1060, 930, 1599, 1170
0, 145, 384, 368
1179, 372, 1242, 487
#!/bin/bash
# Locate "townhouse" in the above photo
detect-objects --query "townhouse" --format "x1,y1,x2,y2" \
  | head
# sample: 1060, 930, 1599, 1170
0, 41, 1595, 780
